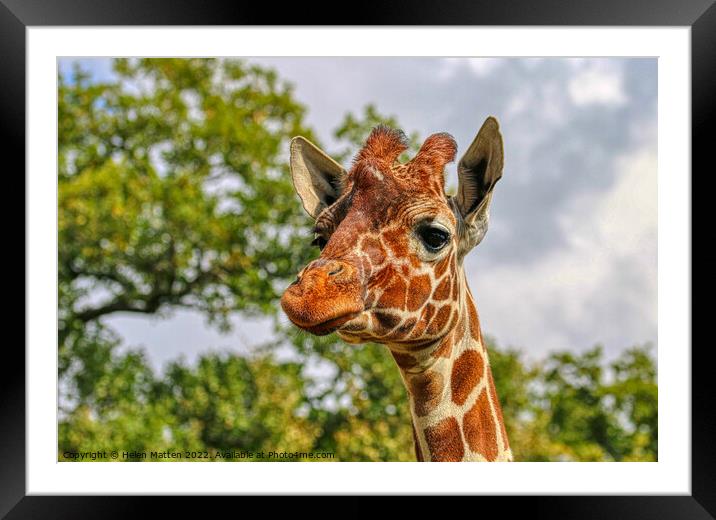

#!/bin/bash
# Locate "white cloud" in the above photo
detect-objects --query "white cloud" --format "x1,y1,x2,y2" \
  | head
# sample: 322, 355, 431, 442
568, 61, 628, 106
471, 143, 657, 359
466, 58, 503, 77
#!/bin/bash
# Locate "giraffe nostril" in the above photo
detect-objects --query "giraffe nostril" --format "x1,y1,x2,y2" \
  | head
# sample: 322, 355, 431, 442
328, 264, 344, 276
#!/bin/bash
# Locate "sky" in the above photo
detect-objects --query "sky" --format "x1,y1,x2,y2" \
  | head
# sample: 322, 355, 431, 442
59, 57, 658, 372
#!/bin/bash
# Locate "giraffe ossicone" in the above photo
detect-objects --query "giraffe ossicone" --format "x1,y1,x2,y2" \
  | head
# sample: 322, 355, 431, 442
281, 117, 512, 462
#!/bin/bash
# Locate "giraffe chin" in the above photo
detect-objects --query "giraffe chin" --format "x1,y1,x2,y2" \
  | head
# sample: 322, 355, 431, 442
301, 311, 362, 336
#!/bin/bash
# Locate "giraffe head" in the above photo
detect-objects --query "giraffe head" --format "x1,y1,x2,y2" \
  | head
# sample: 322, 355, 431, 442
281, 117, 504, 350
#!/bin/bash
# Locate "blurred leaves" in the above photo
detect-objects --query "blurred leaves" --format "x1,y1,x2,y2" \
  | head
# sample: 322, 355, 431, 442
59, 58, 316, 344
58, 59, 657, 462
491, 343, 658, 462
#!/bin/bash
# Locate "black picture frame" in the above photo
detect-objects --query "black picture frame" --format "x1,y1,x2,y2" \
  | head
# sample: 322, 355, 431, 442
5, 0, 710, 514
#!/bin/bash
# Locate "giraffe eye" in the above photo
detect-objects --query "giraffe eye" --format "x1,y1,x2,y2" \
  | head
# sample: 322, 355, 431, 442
417, 225, 450, 252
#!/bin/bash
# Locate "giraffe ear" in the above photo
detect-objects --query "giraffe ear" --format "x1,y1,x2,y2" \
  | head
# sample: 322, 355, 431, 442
454, 117, 504, 253
290, 136, 347, 219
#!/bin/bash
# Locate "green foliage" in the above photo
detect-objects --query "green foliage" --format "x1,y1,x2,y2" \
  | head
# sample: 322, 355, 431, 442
58, 59, 657, 462
490, 343, 658, 462
283, 331, 415, 461
59, 58, 316, 343
60, 351, 319, 461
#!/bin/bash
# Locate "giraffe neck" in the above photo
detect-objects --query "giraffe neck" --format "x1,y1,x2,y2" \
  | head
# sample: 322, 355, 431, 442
391, 275, 512, 462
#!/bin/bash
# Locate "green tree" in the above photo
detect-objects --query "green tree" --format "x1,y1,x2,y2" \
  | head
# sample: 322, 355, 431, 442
489, 343, 658, 462
60, 350, 320, 461
59, 58, 315, 349
605, 345, 658, 461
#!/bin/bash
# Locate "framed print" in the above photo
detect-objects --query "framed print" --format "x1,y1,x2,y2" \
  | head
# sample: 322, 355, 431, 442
5, 0, 711, 514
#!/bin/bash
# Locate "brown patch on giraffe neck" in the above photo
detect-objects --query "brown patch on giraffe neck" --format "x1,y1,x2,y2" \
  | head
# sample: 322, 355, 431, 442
406, 370, 445, 417
424, 417, 464, 462
450, 349, 485, 406
462, 387, 499, 461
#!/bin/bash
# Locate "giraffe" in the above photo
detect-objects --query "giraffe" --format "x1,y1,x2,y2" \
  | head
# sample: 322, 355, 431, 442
280, 117, 512, 462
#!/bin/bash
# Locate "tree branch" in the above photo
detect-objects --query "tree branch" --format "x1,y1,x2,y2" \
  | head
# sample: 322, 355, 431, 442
71, 267, 215, 324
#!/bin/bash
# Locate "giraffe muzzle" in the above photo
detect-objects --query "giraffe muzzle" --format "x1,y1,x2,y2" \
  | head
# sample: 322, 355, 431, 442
281, 259, 365, 336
